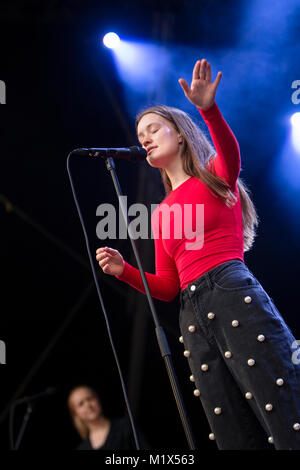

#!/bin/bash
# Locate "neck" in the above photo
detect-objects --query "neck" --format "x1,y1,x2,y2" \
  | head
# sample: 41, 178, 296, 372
165, 166, 191, 191
87, 415, 109, 433
161, 149, 190, 190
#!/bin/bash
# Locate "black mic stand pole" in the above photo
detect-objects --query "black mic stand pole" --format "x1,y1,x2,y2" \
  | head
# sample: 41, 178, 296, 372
105, 157, 196, 450
13, 402, 34, 450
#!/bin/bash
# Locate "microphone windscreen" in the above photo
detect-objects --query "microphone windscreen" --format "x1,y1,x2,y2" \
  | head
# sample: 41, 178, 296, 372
130, 146, 147, 162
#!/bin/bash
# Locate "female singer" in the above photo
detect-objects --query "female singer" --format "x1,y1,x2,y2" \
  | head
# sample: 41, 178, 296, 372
96, 59, 300, 450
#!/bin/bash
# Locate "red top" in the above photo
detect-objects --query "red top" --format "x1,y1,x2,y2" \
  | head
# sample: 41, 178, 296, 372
116, 102, 244, 301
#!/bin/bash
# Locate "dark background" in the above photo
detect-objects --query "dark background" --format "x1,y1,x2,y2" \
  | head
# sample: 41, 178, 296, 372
0, 0, 300, 452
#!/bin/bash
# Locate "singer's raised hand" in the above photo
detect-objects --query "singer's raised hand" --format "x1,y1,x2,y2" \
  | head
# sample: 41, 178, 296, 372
178, 59, 222, 110
96, 247, 125, 276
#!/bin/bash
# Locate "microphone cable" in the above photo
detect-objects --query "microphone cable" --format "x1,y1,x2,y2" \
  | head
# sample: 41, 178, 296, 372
66, 153, 141, 450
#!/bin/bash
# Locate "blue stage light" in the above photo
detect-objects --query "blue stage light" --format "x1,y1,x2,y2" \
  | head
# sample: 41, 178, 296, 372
291, 113, 300, 153
291, 112, 300, 129
103, 32, 120, 49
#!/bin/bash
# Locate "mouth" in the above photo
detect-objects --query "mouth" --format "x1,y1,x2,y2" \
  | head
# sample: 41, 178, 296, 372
147, 147, 157, 155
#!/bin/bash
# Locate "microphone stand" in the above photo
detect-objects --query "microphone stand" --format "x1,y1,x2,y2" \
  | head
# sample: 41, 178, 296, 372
95, 155, 196, 449
10, 388, 57, 450
13, 402, 34, 450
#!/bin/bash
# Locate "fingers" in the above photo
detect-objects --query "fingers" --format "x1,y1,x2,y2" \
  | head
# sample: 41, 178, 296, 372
96, 247, 113, 263
96, 246, 115, 255
213, 71, 222, 89
192, 59, 208, 81
192, 60, 201, 81
100, 256, 110, 269
96, 253, 113, 274
180, 59, 214, 96
206, 61, 212, 82
96, 252, 110, 264
199, 59, 206, 80
96, 252, 111, 262
178, 78, 190, 96
192, 59, 215, 82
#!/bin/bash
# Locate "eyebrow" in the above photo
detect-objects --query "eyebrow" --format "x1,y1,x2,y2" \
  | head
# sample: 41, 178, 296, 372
137, 122, 159, 139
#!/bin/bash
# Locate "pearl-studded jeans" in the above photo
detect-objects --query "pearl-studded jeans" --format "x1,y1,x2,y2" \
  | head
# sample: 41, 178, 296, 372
179, 260, 300, 450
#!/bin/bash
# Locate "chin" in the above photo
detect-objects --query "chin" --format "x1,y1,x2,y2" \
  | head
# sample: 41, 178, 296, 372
147, 157, 165, 169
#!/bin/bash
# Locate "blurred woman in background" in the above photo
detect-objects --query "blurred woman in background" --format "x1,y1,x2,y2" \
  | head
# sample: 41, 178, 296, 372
67, 385, 149, 450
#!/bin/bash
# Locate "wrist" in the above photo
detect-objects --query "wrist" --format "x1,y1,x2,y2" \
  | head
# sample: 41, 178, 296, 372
196, 101, 215, 111
116, 259, 125, 278
120, 259, 125, 276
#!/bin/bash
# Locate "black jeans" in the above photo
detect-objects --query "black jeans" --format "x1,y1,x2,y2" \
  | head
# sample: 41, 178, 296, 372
179, 260, 300, 450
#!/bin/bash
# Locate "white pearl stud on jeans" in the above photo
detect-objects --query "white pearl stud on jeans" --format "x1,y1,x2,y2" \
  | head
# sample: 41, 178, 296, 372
257, 334, 265, 342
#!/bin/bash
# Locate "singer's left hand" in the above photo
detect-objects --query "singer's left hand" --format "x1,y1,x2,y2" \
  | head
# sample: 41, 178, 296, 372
178, 59, 222, 110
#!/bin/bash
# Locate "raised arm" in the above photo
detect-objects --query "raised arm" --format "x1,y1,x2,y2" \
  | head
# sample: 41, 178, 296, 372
199, 102, 241, 187
179, 58, 240, 187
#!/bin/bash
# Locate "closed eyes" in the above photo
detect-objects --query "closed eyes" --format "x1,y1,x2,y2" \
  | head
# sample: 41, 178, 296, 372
138, 124, 160, 142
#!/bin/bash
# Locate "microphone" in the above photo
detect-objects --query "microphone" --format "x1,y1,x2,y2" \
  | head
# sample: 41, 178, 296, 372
14, 387, 57, 405
71, 146, 147, 162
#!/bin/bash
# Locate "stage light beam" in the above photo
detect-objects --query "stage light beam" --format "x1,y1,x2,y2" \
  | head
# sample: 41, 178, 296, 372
291, 112, 300, 129
291, 112, 300, 153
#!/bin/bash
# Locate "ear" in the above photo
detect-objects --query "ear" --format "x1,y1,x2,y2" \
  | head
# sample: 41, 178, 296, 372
178, 133, 183, 143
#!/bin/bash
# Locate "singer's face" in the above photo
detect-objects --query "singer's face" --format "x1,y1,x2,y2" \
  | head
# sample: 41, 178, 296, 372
137, 113, 182, 169
70, 387, 102, 424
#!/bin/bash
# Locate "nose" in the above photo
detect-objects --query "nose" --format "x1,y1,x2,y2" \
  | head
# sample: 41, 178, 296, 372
141, 133, 153, 148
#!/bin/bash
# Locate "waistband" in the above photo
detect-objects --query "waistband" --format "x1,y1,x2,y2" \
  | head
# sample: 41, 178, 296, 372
180, 259, 246, 302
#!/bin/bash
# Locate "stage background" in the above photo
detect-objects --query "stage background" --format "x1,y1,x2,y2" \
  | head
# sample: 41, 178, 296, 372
0, 0, 300, 451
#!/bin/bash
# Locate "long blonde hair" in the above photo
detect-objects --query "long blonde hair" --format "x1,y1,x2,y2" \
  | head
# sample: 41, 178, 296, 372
136, 105, 259, 252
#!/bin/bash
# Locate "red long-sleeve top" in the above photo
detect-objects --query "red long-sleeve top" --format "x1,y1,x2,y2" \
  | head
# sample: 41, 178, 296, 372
116, 102, 244, 301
